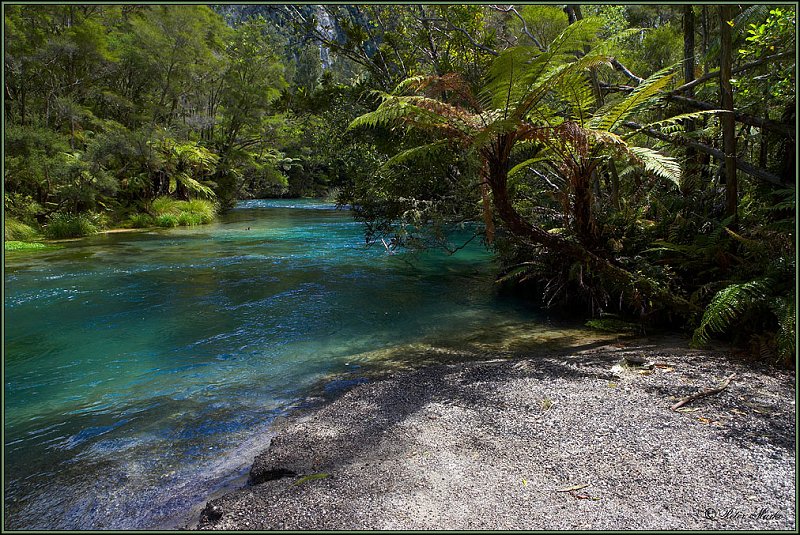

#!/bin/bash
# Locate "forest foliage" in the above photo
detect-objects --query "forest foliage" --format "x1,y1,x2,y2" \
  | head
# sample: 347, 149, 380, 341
3, 4, 796, 362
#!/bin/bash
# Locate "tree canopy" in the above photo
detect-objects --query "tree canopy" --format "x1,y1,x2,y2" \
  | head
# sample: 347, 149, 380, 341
4, 4, 796, 362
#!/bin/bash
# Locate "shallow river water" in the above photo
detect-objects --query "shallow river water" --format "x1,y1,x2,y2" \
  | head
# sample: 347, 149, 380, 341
4, 199, 585, 529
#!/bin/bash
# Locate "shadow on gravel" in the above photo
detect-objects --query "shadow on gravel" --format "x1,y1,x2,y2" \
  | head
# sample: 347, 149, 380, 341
249, 342, 625, 486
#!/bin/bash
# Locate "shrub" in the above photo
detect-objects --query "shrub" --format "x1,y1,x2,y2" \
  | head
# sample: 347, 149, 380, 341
5, 218, 40, 241
44, 213, 98, 239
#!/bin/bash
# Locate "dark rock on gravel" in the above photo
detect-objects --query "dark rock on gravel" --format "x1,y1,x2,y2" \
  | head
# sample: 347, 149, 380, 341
194, 337, 795, 530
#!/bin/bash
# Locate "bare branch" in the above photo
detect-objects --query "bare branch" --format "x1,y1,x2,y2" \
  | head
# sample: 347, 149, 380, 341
490, 5, 545, 51
670, 50, 794, 95
623, 121, 788, 187
610, 58, 644, 84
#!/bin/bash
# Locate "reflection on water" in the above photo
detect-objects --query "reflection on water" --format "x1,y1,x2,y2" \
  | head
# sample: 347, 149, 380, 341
4, 199, 599, 529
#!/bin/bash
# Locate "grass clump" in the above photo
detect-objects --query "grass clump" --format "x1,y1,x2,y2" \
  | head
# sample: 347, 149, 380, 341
4, 218, 40, 241
44, 213, 99, 239
177, 212, 204, 226
156, 214, 180, 227
151, 196, 216, 227
4, 240, 49, 251
127, 213, 155, 228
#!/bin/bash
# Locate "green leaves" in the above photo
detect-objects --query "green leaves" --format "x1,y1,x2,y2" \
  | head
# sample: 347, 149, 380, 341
692, 278, 772, 346
626, 146, 681, 186
592, 65, 677, 133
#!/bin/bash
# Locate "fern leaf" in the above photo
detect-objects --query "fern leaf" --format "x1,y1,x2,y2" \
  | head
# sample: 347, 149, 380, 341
592, 65, 677, 132
548, 17, 604, 57
693, 278, 772, 346
772, 296, 796, 363
508, 156, 550, 181
627, 146, 681, 185
180, 176, 216, 199
382, 141, 451, 170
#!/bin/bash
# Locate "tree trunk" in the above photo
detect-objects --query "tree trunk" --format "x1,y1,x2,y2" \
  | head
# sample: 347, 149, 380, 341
682, 5, 697, 187
573, 172, 596, 246
701, 6, 710, 75
479, 159, 495, 244
719, 5, 738, 224
483, 142, 697, 317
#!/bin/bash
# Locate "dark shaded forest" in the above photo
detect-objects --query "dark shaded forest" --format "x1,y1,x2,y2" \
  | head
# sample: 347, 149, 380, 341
3, 4, 796, 361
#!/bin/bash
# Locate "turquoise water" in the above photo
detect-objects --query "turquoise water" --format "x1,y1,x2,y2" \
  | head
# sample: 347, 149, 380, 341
4, 199, 549, 529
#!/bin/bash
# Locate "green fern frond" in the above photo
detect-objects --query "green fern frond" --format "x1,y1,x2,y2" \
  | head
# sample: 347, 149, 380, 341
508, 156, 550, 182
180, 176, 216, 199
693, 278, 772, 346
548, 17, 604, 56
592, 65, 677, 132
627, 146, 681, 185
496, 262, 540, 284
515, 53, 612, 120
624, 110, 720, 140
392, 75, 429, 95
772, 296, 796, 363
382, 141, 451, 170
554, 70, 596, 126
592, 27, 647, 54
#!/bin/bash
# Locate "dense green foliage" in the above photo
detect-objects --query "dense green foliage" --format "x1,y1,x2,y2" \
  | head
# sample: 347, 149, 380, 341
4, 4, 796, 363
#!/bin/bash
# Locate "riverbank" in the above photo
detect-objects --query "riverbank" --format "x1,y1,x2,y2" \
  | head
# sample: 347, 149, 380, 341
192, 336, 795, 530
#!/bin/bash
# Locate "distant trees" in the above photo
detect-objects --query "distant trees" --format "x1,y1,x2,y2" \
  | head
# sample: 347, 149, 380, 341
4, 5, 291, 226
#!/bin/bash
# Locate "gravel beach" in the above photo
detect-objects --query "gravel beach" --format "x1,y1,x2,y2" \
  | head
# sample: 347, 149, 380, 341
194, 336, 795, 530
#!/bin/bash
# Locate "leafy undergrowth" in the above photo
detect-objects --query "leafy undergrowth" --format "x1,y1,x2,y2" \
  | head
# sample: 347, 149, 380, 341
44, 213, 100, 239
5, 218, 40, 241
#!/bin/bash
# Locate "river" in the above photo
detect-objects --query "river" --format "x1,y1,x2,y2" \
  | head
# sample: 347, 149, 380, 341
4, 199, 572, 529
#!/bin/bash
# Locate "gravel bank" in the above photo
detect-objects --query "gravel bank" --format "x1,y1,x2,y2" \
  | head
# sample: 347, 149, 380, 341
194, 337, 795, 530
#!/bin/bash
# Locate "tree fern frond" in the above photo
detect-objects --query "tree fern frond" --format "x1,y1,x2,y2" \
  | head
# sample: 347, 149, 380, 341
180, 176, 216, 198
392, 75, 429, 95
548, 17, 604, 56
554, 70, 595, 126
496, 262, 541, 284
382, 141, 451, 170
349, 95, 472, 137
508, 156, 550, 181
772, 296, 796, 363
693, 278, 772, 346
593, 27, 647, 55
627, 146, 681, 185
622, 110, 719, 140
515, 53, 612, 120
483, 46, 541, 110
473, 118, 520, 146
592, 65, 677, 132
